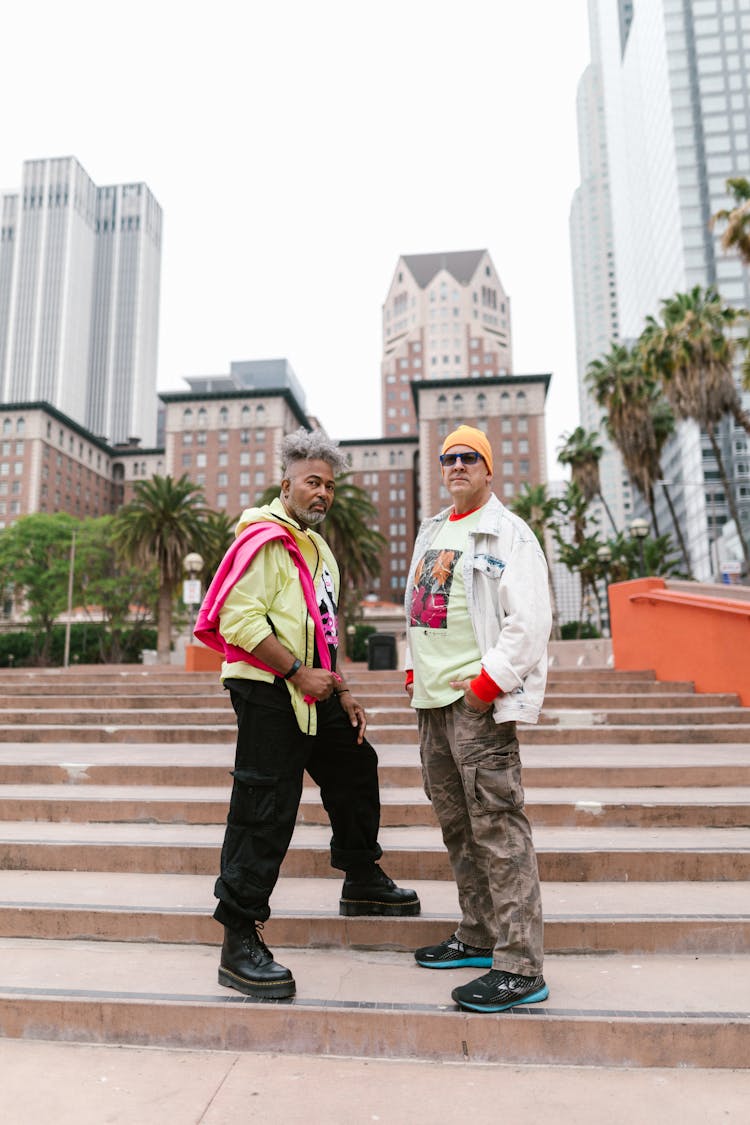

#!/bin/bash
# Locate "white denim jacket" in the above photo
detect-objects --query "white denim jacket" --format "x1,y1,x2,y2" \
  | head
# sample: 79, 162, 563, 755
404, 493, 552, 725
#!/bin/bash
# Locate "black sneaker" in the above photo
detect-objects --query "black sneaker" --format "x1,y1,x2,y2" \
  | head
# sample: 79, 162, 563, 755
451, 969, 549, 1013
218, 924, 296, 999
415, 933, 493, 969
339, 864, 421, 917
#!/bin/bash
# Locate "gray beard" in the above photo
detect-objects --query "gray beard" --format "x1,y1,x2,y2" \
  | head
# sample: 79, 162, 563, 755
288, 502, 326, 527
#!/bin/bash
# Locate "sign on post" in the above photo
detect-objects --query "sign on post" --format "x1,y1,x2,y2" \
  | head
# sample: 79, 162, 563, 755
183, 579, 202, 605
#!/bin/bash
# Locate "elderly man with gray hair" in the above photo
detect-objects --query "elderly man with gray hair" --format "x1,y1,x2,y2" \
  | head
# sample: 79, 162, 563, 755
196, 428, 419, 1000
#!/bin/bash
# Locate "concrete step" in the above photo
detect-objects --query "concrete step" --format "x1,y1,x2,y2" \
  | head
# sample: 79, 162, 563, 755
0, 872, 747, 955
1, 821, 748, 880
0, 743, 748, 787
1, 783, 748, 829
6, 701, 749, 728
3, 721, 749, 745
0, 938, 747, 1067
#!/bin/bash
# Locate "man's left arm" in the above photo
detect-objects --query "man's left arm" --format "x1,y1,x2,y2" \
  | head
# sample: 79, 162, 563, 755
451, 535, 552, 711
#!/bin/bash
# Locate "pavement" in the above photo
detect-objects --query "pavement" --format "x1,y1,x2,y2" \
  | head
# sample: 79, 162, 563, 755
2, 1040, 749, 1124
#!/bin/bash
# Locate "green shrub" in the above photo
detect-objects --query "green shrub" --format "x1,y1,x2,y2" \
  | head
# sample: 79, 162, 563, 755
560, 621, 602, 640
0, 624, 158, 667
351, 624, 377, 662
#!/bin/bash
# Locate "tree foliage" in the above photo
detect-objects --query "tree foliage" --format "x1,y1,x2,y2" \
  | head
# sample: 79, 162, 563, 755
639, 285, 750, 564
112, 475, 207, 661
0, 513, 78, 663
711, 177, 750, 267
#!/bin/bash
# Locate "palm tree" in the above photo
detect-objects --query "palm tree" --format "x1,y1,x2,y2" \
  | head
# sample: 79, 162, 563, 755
511, 483, 562, 640
556, 426, 618, 534
551, 483, 602, 634
640, 285, 750, 564
112, 475, 207, 662
198, 509, 236, 588
586, 342, 692, 573
711, 177, 750, 267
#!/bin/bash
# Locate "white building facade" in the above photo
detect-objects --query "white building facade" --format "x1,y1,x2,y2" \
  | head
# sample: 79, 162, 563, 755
579, 0, 750, 578
0, 157, 162, 447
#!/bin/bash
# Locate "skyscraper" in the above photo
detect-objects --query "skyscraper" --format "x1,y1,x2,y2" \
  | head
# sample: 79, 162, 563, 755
0, 157, 162, 446
381, 250, 512, 437
570, 13, 635, 535
573, 0, 750, 578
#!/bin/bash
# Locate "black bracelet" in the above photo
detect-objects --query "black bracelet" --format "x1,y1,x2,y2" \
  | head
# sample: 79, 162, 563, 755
334, 688, 350, 696
283, 658, 302, 680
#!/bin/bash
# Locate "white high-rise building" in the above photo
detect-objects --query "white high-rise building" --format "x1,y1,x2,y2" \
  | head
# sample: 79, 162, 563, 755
570, 12, 634, 536
0, 157, 162, 446
575, 0, 750, 578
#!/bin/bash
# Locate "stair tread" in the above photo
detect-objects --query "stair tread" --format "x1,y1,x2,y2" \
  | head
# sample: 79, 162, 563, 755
1, 938, 749, 1018
0, 742, 747, 764
0, 871, 747, 917
1, 782, 749, 805
0, 820, 748, 848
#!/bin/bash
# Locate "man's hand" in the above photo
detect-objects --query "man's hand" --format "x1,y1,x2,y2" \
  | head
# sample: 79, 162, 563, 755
449, 678, 493, 713
337, 691, 367, 744
290, 666, 338, 701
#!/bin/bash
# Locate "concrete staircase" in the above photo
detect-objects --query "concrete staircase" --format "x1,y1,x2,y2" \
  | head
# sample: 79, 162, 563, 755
0, 664, 748, 1068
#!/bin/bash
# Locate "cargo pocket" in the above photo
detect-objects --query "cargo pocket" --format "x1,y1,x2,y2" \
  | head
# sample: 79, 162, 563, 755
230, 768, 276, 826
465, 754, 524, 815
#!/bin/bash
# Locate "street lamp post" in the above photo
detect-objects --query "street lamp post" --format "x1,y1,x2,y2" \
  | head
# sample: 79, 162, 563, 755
629, 518, 649, 577
596, 544, 612, 637
183, 552, 205, 640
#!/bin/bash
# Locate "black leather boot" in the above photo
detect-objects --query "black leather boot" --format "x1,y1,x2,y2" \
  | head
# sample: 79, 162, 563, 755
339, 864, 421, 917
218, 925, 296, 998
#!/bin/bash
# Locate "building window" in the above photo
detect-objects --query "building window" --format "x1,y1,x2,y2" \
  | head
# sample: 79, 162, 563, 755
183, 432, 193, 445
196, 453, 207, 468
217, 472, 228, 487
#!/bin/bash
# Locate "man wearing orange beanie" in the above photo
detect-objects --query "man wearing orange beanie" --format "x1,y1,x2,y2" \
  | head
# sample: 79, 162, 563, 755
404, 424, 552, 1013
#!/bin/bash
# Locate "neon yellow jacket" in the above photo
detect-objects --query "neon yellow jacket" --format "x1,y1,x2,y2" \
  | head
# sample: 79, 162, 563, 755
219, 497, 340, 734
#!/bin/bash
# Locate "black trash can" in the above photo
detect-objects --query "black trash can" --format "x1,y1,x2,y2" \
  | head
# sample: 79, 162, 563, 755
366, 633, 397, 671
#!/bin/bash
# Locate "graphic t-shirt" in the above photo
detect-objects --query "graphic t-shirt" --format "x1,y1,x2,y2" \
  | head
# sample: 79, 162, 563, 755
316, 563, 339, 671
408, 510, 483, 707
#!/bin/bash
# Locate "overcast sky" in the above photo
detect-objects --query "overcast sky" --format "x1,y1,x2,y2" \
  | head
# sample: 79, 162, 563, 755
0, 0, 590, 473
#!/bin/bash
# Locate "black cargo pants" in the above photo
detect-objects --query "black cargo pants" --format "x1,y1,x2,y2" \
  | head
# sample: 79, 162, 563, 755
213, 678, 382, 932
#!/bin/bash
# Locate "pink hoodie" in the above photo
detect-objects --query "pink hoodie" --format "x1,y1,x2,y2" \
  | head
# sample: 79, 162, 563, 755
193, 521, 331, 683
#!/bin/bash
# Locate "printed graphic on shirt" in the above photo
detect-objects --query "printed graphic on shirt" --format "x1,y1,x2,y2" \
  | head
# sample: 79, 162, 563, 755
409, 549, 462, 630
317, 565, 339, 650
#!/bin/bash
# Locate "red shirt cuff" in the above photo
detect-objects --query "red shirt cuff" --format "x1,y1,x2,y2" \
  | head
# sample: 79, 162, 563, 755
405, 669, 414, 688
470, 668, 502, 703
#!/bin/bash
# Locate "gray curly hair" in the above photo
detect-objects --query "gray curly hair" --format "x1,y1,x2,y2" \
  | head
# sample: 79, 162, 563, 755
280, 427, 347, 477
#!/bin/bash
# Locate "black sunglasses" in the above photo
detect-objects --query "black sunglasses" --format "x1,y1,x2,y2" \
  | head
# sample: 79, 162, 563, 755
439, 451, 483, 467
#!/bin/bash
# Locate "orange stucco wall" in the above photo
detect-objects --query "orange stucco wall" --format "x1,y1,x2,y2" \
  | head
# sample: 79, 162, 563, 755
609, 577, 750, 705
184, 644, 223, 673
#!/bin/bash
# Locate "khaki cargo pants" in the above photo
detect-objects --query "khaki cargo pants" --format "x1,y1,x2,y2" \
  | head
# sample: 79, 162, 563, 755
417, 697, 544, 975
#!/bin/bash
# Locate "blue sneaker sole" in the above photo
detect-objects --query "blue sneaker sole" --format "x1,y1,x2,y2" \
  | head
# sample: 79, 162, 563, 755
453, 984, 549, 1012
415, 956, 493, 969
